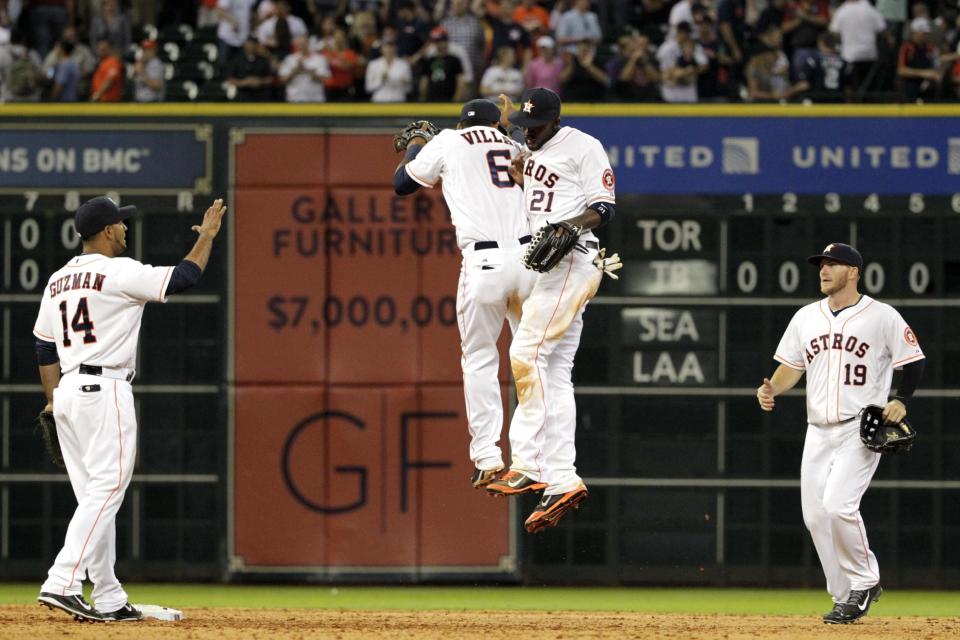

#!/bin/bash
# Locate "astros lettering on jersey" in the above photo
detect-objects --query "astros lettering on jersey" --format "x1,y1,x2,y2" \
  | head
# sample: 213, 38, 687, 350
774, 295, 925, 425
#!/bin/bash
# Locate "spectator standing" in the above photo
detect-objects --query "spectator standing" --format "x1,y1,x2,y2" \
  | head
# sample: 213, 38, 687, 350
606, 32, 660, 101
132, 39, 165, 102
2, 33, 44, 102
829, 0, 887, 98
215, 0, 257, 66
897, 17, 941, 102
560, 40, 608, 100
554, 0, 602, 56
717, 0, 746, 82
226, 36, 274, 100
392, 1, 429, 59
483, 0, 531, 69
697, 16, 728, 101
797, 31, 848, 102
479, 44, 523, 100
89, 0, 131, 57
440, 0, 484, 92
324, 27, 360, 101
746, 25, 807, 101
657, 21, 708, 102
790, 0, 829, 74
513, 0, 550, 39
523, 34, 563, 94
255, 0, 307, 57
89, 38, 122, 102
418, 25, 466, 101
29, 0, 70, 58
48, 39, 79, 101
43, 26, 96, 85
279, 34, 331, 101
365, 37, 412, 101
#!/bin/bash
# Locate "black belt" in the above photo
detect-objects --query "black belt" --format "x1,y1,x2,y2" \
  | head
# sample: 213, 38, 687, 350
474, 235, 532, 250
837, 415, 858, 424
79, 364, 135, 382
584, 240, 599, 250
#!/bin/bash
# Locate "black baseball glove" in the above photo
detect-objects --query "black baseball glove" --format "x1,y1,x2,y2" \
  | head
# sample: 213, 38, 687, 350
393, 120, 440, 153
859, 404, 917, 454
35, 410, 66, 469
523, 221, 583, 273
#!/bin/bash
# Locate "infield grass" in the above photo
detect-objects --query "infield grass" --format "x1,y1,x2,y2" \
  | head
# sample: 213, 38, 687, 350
2, 584, 959, 617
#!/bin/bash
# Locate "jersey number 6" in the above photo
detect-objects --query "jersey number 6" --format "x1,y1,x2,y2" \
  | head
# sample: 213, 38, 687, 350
59, 298, 97, 347
486, 150, 515, 188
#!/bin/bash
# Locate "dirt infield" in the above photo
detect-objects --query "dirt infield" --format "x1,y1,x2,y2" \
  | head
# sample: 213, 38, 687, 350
3, 606, 960, 640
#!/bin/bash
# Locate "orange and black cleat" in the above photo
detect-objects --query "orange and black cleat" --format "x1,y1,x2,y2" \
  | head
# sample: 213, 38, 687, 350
485, 469, 548, 496
523, 483, 588, 533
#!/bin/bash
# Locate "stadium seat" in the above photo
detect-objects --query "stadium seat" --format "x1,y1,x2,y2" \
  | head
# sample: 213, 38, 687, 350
198, 81, 234, 102
182, 40, 219, 64
165, 80, 200, 102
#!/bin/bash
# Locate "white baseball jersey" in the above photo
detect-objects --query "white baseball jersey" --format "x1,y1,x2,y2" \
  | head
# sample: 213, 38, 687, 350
774, 294, 925, 425
33, 254, 173, 373
404, 126, 529, 250
519, 126, 615, 241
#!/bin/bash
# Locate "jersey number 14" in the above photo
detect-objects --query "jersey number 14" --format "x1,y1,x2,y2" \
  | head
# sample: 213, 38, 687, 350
59, 298, 97, 346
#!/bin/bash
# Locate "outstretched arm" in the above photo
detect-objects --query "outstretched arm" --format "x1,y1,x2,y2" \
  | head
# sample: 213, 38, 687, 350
757, 364, 805, 411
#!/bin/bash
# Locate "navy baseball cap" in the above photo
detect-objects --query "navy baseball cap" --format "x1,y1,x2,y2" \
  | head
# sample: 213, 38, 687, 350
459, 98, 500, 125
806, 242, 863, 271
509, 87, 562, 128
75, 196, 136, 239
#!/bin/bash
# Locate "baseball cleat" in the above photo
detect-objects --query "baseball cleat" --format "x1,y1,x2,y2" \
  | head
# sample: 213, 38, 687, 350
471, 465, 504, 489
38, 592, 103, 622
101, 602, 143, 622
822, 584, 882, 624
821, 601, 843, 622
485, 470, 548, 496
523, 483, 588, 533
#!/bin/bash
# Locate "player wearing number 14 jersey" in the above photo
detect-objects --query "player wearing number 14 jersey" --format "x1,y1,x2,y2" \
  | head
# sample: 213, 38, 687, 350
393, 98, 534, 489
32, 195, 225, 621
757, 242, 925, 624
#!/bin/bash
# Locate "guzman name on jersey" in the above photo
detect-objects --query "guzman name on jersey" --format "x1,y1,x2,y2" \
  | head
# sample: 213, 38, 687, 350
47, 272, 106, 299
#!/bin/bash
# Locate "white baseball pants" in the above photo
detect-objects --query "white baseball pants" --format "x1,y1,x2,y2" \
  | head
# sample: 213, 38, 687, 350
801, 421, 882, 602
41, 373, 137, 613
457, 242, 535, 471
507, 246, 601, 496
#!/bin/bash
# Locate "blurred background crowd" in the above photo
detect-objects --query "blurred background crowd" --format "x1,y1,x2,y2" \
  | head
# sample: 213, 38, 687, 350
0, 0, 958, 104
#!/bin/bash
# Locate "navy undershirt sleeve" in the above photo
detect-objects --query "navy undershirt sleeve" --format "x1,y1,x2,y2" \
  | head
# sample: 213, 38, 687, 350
35, 338, 59, 365
165, 260, 203, 296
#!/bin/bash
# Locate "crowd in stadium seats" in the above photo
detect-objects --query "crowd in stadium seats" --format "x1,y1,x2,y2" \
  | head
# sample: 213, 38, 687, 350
1, 0, 958, 103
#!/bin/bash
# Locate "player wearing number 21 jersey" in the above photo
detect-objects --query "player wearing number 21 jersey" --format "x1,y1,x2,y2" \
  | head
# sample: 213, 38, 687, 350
757, 242, 924, 625
485, 87, 617, 534
393, 98, 535, 489
32, 195, 226, 621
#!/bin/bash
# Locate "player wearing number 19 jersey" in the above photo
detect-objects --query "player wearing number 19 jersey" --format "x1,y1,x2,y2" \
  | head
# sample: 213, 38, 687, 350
32, 195, 225, 621
484, 87, 617, 534
757, 242, 925, 624
393, 98, 534, 488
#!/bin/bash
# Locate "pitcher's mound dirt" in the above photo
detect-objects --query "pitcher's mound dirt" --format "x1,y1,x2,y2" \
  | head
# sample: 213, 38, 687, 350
3, 606, 959, 639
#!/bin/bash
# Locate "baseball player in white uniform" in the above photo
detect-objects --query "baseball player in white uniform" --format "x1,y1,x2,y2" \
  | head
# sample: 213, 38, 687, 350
392, 98, 535, 488
757, 242, 925, 624
485, 87, 618, 534
34, 195, 226, 622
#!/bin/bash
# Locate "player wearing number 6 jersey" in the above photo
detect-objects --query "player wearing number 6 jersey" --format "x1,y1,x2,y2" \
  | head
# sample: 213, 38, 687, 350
393, 98, 534, 489
484, 87, 617, 533
757, 242, 925, 624
32, 195, 226, 622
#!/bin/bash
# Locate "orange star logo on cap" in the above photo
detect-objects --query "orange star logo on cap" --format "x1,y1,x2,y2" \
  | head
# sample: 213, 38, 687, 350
522, 100, 534, 113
